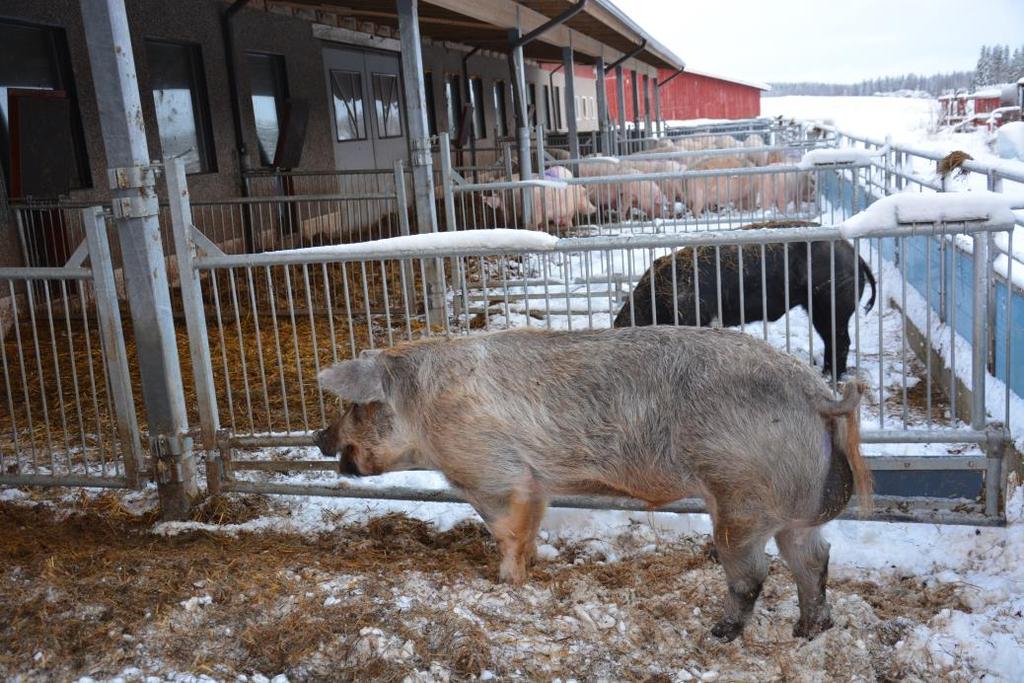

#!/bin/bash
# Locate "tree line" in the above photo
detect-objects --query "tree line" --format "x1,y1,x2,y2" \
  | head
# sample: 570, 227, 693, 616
766, 44, 1024, 97
765, 72, 973, 98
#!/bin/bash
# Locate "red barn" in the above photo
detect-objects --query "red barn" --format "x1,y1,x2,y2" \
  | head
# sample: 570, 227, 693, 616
607, 68, 768, 122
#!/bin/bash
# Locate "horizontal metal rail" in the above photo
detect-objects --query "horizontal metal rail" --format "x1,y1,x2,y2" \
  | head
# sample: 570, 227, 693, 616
0, 267, 92, 281
218, 479, 1002, 527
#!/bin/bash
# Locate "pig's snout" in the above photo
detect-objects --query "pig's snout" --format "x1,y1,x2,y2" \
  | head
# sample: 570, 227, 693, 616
313, 428, 332, 457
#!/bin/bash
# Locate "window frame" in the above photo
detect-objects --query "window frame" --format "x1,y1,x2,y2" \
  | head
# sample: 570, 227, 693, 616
329, 68, 368, 142
145, 38, 217, 174
444, 73, 462, 140
491, 80, 508, 138
244, 51, 288, 168
468, 76, 486, 140
0, 18, 91, 195
371, 71, 403, 139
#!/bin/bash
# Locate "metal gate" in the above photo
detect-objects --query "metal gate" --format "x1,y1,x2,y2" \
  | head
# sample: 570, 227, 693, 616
0, 207, 144, 488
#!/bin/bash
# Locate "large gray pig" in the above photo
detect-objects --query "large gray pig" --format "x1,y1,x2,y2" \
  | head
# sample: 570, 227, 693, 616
316, 327, 872, 642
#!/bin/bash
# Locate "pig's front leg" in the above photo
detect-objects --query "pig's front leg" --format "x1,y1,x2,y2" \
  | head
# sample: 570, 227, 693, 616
464, 486, 548, 585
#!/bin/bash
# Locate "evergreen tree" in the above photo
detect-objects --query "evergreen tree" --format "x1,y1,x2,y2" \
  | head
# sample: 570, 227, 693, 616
990, 44, 1007, 84
974, 45, 992, 87
1011, 45, 1024, 81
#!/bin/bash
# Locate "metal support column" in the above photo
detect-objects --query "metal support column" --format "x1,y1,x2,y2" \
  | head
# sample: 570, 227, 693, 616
630, 68, 641, 144
80, 0, 197, 519
509, 27, 533, 222
642, 74, 651, 139
614, 65, 626, 154
396, 0, 444, 322
652, 76, 661, 137
562, 45, 579, 162
594, 56, 609, 153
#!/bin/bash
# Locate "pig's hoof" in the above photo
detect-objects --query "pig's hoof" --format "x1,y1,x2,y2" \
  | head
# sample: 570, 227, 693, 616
710, 619, 744, 642
793, 615, 833, 639
706, 544, 720, 564
498, 565, 528, 585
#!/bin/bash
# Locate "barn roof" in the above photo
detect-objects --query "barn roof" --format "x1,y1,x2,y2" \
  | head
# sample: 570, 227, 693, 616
682, 67, 770, 92
268, 0, 684, 74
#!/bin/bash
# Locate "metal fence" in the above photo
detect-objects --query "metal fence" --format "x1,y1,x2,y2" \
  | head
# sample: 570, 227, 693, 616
3, 123, 1020, 527
0, 207, 143, 489
169, 172, 1014, 524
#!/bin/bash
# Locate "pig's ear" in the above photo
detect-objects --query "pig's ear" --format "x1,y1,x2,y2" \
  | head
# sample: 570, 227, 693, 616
319, 359, 385, 402
359, 348, 383, 360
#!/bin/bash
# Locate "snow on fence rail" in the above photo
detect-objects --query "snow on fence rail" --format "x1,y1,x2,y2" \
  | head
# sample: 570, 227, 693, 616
822, 127, 1024, 419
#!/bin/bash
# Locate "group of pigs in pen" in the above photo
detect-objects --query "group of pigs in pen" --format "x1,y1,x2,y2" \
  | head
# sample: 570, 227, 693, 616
458, 133, 816, 231
312, 133, 878, 643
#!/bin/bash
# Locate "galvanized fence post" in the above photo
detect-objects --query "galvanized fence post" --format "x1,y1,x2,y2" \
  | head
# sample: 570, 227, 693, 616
438, 133, 459, 231
83, 206, 146, 486
394, 160, 418, 316
81, 0, 197, 518
166, 158, 219, 453
535, 124, 546, 177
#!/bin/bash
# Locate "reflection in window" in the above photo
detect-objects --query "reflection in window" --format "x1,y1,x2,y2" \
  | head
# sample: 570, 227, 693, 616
492, 81, 508, 138
469, 77, 485, 139
331, 70, 366, 141
146, 40, 215, 173
372, 73, 402, 138
444, 75, 461, 139
246, 52, 287, 167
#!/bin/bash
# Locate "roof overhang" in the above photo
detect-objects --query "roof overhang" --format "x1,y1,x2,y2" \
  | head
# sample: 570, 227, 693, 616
252, 0, 683, 75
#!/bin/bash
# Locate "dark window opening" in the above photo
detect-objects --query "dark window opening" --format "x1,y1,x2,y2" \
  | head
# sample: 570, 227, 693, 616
444, 74, 461, 139
0, 19, 90, 197
527, 83, 537, 127
557, 85, 565, 131
330, 69, 366, 141
372, 73, 402, 139
146, 39, 216, 174
492, 81, 508, 138
423, 72, 437, 137
542, 84, 551, 131
245, 52, 288, 167
468, 77, 485, 139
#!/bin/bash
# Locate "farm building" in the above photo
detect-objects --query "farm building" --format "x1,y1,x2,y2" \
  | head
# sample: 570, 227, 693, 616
938, 82, 1024, 129
0, 0, 682, 269
604, 67, 767, 129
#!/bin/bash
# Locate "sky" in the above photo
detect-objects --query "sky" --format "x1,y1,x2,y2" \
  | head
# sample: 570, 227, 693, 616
612, 0, 1024, 84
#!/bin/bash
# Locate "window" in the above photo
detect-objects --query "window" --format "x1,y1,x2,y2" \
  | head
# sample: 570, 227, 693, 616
423, 72, 437, 137
553, 86, 562, 129
444, 74, 461, 139
330, 70, 366, 141
0, 19, 90, 194
527, 83, 537, 127
245, 52, 287, 167
492, 81, 508, 138
542, 84, 551, 130
469, 77, 485, 139
146, 40, 216, 173
372, 73, 402, 138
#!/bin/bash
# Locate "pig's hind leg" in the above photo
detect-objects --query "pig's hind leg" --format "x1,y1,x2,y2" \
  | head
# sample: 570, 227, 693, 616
775, 525, 833, 639
709, 513, 775, 642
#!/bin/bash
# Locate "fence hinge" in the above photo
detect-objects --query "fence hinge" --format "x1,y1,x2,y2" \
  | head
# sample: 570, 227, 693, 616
153, 433, 195, 485
107, 164, 160, 191
411, 136, 433, 167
